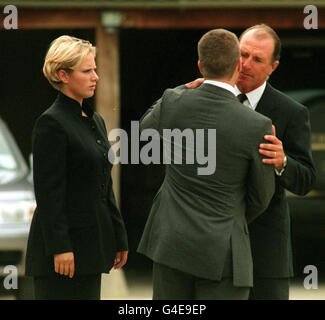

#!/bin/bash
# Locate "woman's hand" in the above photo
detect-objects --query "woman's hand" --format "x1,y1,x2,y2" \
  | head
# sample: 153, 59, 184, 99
54, 252, 75, 278
113, 251, 128, 269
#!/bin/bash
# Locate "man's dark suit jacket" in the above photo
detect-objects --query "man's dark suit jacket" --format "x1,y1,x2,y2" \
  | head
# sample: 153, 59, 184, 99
137, 83, 275, 287
25, 92, 128, 277
249, 83, 316, 278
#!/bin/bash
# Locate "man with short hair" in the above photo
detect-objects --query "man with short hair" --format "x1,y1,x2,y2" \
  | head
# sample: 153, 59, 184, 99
137, 29, 275, 300
235, 24, 316, 300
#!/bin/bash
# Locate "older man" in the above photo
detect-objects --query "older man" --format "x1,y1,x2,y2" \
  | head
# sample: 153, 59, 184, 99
235, 24, 315, 300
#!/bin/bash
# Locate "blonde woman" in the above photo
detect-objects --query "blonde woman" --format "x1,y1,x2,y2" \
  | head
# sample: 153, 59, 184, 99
25, 36, 128, 300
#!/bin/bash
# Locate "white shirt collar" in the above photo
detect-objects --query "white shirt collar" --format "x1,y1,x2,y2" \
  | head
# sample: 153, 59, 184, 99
234, 82, 267, 110
204, 80, 236, 97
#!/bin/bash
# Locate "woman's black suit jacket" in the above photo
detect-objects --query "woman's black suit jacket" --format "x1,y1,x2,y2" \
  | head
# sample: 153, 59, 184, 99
25, 92, 128, 276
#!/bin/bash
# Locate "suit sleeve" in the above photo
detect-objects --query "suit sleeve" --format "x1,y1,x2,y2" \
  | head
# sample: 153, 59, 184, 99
246, 119, 275, 223
32, 115, 73, 256
140, 84, 187, 132
107, 177, 128, 251
279, 106, 316, 195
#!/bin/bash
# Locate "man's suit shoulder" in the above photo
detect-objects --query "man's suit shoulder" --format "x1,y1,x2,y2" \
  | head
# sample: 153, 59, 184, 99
266, 84, 307, 114
227, 95, 272, 128
162, 84, 272, 125
240, 102, 271, 123
240, 107, 272, 139
162, 85, 188, 100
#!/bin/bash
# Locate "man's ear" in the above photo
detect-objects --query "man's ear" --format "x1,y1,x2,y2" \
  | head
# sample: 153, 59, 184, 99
237, 57, 242, 73
57, 69, 70, 84
268, 60, 279, 76
198, 61, 203, 76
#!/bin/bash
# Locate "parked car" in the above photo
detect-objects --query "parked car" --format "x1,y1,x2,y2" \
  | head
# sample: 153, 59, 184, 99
285, 89, 325, 277
0, 117, 35, 299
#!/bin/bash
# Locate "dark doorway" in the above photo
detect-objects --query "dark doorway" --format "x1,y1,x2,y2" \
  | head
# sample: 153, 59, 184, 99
120, 29, 205, 273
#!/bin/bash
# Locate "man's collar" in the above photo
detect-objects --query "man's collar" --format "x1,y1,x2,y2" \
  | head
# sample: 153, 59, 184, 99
235, 82, 267, 109
203, 80, 236, 96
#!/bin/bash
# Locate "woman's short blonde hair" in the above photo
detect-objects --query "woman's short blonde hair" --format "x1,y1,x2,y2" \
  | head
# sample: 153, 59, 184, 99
43, 35, 96, 90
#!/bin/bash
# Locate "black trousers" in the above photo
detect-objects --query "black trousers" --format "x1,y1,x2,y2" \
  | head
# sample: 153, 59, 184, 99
249, 277, 290, 300
33, 273, 101, 300
152, 262, 249, 300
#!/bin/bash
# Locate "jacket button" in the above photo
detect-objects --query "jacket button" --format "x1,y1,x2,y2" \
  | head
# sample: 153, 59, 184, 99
97, 140, 102, 144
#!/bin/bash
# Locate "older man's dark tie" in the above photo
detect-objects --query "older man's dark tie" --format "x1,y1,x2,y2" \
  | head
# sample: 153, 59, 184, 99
237, 93, 248, 103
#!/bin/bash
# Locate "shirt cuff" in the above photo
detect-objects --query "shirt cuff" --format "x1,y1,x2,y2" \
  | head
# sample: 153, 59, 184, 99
275, 155, 287, 176
275, 167, 285, 176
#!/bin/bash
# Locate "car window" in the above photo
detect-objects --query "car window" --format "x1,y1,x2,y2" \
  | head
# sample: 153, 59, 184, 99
0, 121, 21, 184
0, 128, 18, 170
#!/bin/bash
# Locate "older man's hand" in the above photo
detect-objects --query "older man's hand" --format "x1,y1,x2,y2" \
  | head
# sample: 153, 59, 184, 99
185, 78, 205, 89
259, 125, 286, 172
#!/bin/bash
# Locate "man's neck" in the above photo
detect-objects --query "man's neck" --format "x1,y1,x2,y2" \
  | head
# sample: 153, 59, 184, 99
204, 79, 237, 96
205, 77, 235, 87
